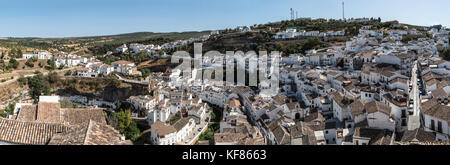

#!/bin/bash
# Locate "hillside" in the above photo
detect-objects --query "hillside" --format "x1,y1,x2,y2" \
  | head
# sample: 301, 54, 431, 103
0, 31, 211, 55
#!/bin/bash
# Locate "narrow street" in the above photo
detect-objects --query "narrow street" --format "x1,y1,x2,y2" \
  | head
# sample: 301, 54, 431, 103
407, 60, 421, 131
183, 111, 211, 145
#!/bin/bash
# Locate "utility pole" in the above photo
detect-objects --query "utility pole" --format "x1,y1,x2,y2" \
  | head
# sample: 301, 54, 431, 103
342, 1, 345, 20
290, 8, 294, 20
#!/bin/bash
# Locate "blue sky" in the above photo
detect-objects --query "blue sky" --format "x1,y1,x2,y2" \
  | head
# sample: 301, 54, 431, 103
0, 0, 449, 38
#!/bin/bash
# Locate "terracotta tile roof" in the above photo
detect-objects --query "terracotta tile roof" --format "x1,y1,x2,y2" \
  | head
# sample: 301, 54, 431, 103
380, 70, 396, 78
239, 136, 265, 145
60, 108, 107, 125
421, 99, 450, 123
365, 101, 391, 115
431, 88, 448, 99
151, 121, 176, 137
289, 124, 303, 138
333, 92, 354, 108
383, 93, 407, 107
371, 134, 392, 145
353, 127, 392, 145
48, 122, 89, 145
49, 120, 130, 145
350, 99, 365, 116
426, 78, 439, 86
272, 125, 290, 145
423, 72, 443, 82
214, 133, 246, 144
37, 102, 61, 123
77, 68, 90, 71
286, 102, 300, 111
0, 118, 68, 145
16, 105, 37, 122
228, 99, 241, 108
401, 128, 436, 142
388, 77, 408, 85
304, 112, 325, 122
272, 95, 287, 105
173, 117, 192, 131
438, 80, 450, 89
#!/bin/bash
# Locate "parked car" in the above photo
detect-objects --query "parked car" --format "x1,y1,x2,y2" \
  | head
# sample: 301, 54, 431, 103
408, 104, 414, 115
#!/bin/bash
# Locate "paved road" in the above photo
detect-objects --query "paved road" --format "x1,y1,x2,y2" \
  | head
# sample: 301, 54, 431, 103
408, 60, 421, 131
115, 74, 150, 85
183, 112, 211, 145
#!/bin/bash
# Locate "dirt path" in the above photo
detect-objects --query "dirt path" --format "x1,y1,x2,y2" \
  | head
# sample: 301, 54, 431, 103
0, 67, 76, 87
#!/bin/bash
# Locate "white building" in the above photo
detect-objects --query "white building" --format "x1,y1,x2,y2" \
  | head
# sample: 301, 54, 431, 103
150, 117, 196, 145
22, 52, 51, 60
421, 99, 450, 141
147, 105, 171, 125
111, 60, 139, 75
127, 95, 156, 111
365, 101, 395, 131
116, 44, 128, 53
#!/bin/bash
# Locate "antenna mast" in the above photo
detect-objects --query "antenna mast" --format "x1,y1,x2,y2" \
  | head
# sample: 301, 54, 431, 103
290, 8, 294, 20
342, 1, 345, 20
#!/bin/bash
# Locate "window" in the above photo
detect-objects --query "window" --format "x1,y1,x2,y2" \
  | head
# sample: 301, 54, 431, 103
431, 119, 435, 131
438, 121, 443, 133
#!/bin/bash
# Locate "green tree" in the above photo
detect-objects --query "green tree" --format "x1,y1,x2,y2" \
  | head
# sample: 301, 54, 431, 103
17, 49, 23, 58
9, 48, 17, 57
337, 59, 344, 68
443, 47, 450, 61
301, 37, 321, 53
8, 58, 19, 69
2, 102, 15, 116
65, 70, 72, 76
18, 75, 28, 87
39, 61, 45, 68
110, 78, 121, 88
47, 58, 56, 70
28, 73, 45, 103
25, 57, 36, 68
43, 84, 51, 95
116, 109, 140, 141
0, 110, 6, 118
139, 68, 151, 78
47, 72, 59, 84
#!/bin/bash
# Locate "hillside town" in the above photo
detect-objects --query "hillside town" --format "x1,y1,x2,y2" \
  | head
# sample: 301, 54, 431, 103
0, 18, 449, 146
141, 22, 449, 145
